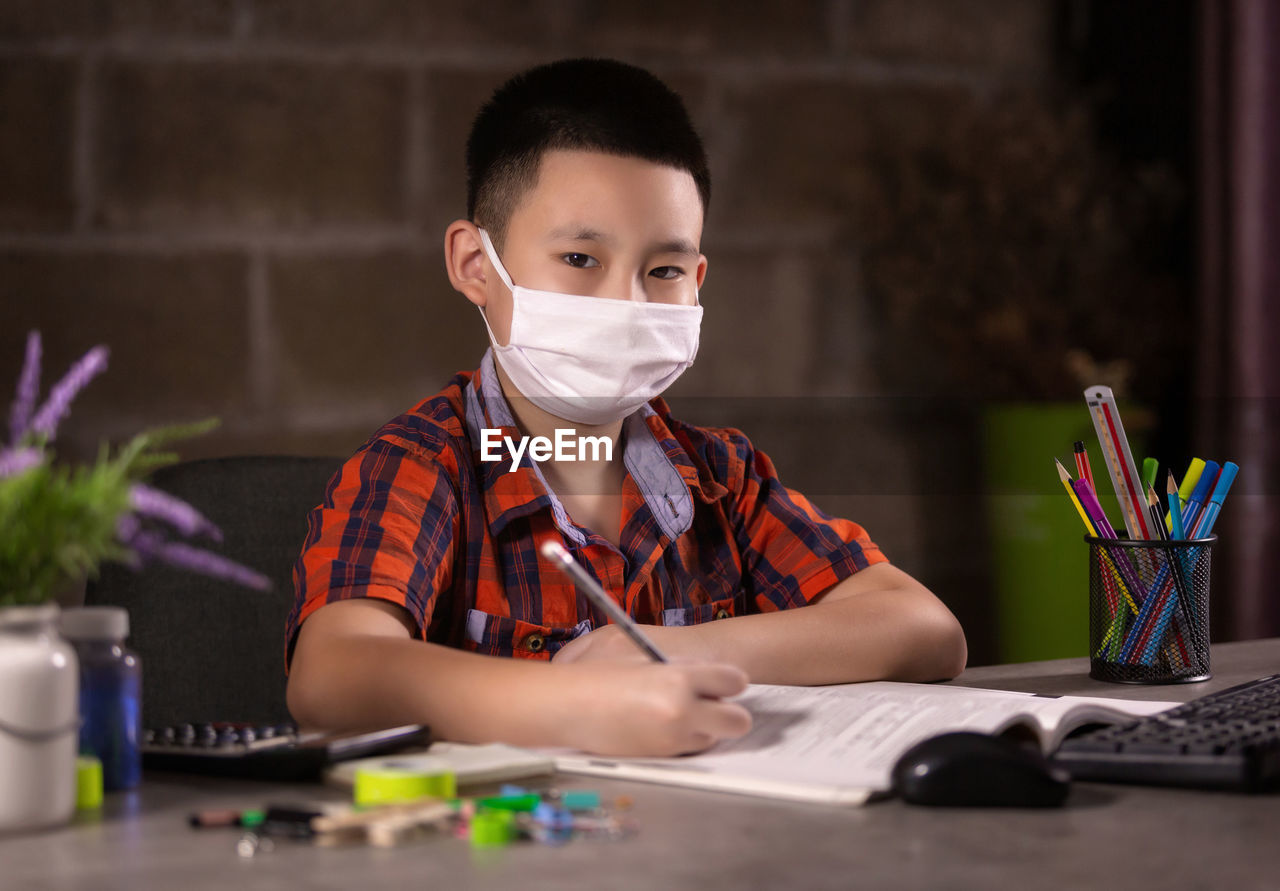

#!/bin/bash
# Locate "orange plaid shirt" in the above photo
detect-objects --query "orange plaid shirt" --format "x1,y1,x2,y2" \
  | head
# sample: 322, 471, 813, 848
287, 351, 886, 668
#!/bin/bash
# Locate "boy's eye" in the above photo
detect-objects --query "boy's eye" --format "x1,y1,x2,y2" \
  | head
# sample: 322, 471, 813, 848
562, 253, 599, 269
649, 266, 683, 281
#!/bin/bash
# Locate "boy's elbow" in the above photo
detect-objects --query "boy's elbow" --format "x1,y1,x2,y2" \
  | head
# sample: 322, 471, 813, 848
889, 590, 967, 682
918, 605, 968, 681
286, 660, 324, 729
285, 634, 337, 730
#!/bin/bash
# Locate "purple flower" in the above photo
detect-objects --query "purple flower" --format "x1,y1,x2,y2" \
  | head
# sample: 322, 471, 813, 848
112, 514, 145, 570
8, 331, 42, 444
118, 523, 270, 591
0, 446, 42, 478
152, 539, 272, 591
29, 345, 109, 442
129, 483, 223, 542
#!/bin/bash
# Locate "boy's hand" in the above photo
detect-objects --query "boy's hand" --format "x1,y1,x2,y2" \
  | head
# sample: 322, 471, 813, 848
570, 662, 752, 757
553, 626, 756, 755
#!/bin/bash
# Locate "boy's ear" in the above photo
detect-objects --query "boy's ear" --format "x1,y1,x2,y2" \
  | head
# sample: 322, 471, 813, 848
444, 220, 489, 308
695, 254, 708, 291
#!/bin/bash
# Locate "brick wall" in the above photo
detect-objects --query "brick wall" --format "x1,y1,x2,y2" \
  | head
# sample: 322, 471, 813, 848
1, 0, 1061, 662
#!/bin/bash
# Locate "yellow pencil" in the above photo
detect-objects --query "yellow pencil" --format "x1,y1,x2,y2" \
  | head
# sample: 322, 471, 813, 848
1056, 459, 1137, 644
1055, 458, 1097, 535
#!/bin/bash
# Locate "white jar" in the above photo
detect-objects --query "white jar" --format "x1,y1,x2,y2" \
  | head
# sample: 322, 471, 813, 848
0, 603, 80, 832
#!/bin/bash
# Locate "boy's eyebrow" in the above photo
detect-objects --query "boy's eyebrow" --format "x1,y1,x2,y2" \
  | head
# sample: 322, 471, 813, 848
548, 225, 611, 243
547, 225, 700, 257
652, 238, 701, 258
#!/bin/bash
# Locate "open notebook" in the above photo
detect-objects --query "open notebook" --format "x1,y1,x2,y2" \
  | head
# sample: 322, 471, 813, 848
546, 682, 1178, 805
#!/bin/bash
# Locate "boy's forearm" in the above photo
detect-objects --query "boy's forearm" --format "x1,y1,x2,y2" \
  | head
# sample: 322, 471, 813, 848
288, 634, 582, 747
287, 621, 754, 756
653, 579, 968, 686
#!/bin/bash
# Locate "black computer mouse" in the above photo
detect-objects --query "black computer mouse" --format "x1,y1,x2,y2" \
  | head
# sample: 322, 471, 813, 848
892, 731, 1071, 807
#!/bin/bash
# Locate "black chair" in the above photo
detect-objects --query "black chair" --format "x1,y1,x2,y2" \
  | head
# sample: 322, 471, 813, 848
86, 455, 342, 729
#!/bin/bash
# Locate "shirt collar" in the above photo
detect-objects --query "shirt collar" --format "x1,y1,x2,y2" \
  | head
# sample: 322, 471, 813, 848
463, 349, 724, 542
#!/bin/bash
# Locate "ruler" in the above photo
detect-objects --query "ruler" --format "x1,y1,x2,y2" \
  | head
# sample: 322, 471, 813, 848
1084, 385, 1151, 540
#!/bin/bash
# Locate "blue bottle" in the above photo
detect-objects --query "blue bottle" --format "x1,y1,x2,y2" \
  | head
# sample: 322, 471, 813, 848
59, 607, 142, 791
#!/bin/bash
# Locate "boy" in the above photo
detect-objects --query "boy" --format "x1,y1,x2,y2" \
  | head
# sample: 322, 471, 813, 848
286, 58, 966, 757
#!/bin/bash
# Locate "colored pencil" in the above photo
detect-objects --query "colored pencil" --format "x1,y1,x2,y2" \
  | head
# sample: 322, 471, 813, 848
1148, 483, 1193, 634
1058, 460, 1130, 652
1071, 476, 1145, 614
1056, 458, 1096, 535
1073, 441, 1096, 492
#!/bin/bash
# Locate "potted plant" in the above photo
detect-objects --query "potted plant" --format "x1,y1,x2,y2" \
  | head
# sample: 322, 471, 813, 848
0, 332, 268, 832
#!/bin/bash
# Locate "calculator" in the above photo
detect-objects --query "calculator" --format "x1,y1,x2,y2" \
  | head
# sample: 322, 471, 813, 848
142, 721, 431, 781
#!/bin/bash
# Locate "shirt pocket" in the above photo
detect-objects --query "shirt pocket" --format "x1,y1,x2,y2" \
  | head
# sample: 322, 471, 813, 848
661, 596, 736, 627
463, 608, 592, 660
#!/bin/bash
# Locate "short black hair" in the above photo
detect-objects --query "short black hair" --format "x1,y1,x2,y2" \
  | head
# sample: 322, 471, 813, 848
466, 58, 711, 248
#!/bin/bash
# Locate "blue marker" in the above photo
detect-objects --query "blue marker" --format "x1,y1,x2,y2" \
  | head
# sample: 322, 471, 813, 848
1190, 461, 1238, 538
1180, 460, 1220, 536
1132, 461, 1239, 665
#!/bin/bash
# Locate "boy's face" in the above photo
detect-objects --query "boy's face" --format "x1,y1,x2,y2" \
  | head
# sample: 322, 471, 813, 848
477, 149, 707, 346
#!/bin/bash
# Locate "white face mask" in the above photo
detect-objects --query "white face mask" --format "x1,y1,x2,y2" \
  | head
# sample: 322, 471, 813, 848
476, 228, 703, 426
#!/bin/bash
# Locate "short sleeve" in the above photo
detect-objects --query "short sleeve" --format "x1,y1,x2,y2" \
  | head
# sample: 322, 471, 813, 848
720, 430, 887, 613
285, 437, 459, 671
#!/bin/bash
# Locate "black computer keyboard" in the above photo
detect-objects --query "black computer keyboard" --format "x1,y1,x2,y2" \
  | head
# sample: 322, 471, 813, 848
1053, 673, 1280, 791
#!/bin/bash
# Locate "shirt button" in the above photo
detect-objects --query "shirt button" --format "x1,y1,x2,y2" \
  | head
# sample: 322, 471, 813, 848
525, 633, 546, 653
714, 608, 730, 620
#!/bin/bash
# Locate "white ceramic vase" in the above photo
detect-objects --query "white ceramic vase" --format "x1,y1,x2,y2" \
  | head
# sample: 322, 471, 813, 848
0, 603, 80, 832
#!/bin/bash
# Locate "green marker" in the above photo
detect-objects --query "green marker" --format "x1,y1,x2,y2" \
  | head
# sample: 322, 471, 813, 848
1141, 457, 1159, 501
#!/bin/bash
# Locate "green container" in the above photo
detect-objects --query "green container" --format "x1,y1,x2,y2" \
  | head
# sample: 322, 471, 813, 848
982, 403, 1137, 663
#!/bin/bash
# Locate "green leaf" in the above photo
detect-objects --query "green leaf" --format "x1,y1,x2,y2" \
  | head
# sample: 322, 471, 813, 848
0, 416, 224, 605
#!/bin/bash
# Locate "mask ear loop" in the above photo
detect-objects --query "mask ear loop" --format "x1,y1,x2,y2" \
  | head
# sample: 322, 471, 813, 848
477, 228, 518, 292
474, 227, 518, 348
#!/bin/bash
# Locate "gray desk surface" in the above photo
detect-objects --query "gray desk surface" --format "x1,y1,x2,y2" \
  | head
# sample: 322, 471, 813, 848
3, 638, 1278, 891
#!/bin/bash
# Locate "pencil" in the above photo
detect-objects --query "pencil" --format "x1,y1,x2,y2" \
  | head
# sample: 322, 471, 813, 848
1070, 472, 1142, 616
1056, 459, 1126, 644
1073, 441, 1096, 492
540, 540, 669, 663
1147, 483, 1194, 636
1055, 458, 1097, 535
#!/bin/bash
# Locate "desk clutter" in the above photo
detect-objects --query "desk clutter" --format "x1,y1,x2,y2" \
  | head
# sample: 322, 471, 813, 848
192, 782, 637, 856
173, 740, 626, 855
141, 721, 431, 780
1056, 385, 1239, 683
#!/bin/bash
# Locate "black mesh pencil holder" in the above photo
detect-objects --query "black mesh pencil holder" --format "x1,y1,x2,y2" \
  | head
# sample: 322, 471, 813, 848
1085, 534, 1215, 684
